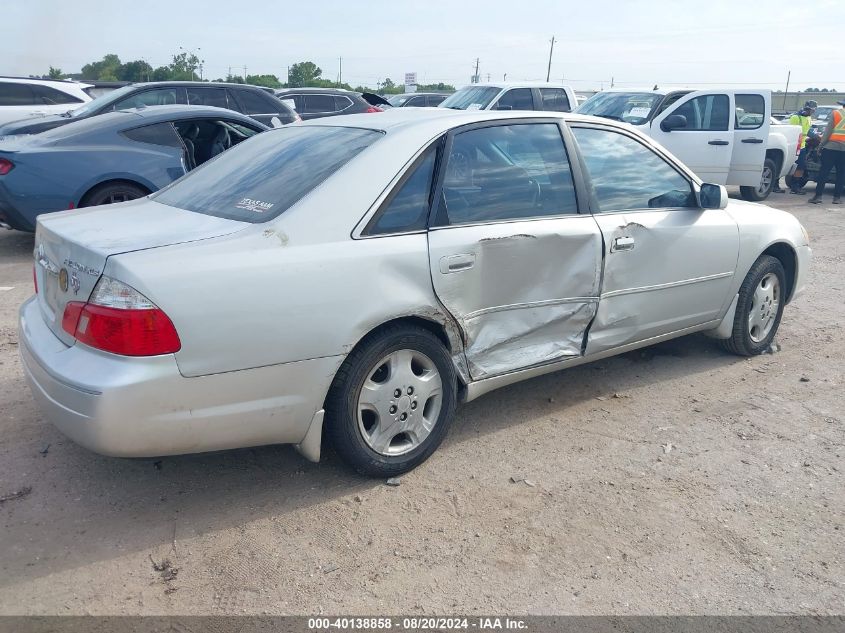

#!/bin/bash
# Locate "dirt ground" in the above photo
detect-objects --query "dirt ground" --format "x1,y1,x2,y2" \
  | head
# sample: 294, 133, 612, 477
0, 189, 842, 616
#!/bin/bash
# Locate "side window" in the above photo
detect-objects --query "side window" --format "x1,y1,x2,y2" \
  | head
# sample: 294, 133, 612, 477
334, 96, 353, 111
436, 123, 578, 226
291, 95, 307, 112
366, 147, 438, 235
305, 94, 337, 113
572, 127, 695, 211
32, 85, 83, 105
121, 122, 183, 148
237, 90, 273, 115
671, 94, 730, 131
495, 88, 534, 111
407, 96, 427, 107
0, 83, 37, 106
429, 95, 447, 106
735, 94, 765, 130
114, 88, 178, 110
188, 87, 227, 109
539, 88, 571, 112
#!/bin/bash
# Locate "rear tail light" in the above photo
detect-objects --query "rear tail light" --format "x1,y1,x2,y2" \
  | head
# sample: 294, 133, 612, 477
0, 158, 14, 175
365, 106, 383, 113
61, 276, 180, 356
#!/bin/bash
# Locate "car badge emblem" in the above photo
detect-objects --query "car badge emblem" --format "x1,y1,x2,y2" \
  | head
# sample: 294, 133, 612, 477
59, 268, 69, 292
70, 271, 80, 295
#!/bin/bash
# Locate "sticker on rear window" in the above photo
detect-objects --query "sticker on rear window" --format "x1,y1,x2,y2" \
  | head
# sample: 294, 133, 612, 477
235, 197, 275, 213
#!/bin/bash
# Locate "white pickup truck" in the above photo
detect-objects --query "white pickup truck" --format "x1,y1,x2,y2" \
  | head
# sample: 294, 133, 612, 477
576, 88, 801, 201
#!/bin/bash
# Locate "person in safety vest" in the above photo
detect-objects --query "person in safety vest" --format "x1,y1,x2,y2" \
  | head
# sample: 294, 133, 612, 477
809, 98, 845, 205
787, 100, 817, 194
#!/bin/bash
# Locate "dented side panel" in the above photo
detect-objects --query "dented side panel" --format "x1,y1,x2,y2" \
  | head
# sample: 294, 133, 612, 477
587, 209, 739, 354
427, 217, 603, 379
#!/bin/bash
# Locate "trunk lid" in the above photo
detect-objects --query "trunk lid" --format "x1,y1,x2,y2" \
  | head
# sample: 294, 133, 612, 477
35, 198, 247, 346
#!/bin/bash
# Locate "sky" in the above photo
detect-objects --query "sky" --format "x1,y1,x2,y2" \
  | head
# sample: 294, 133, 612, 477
4, 0, 842, 91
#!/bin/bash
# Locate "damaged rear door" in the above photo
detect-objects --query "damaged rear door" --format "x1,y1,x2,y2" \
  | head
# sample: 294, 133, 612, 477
428, 121, 602, 380
569, 124, 739, 354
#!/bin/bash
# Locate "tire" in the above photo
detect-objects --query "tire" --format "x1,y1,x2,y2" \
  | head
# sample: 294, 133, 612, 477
325, 324, 458, 477
80, 181, 149, 207
740, 157, 778, 201
720, 255, 786, 356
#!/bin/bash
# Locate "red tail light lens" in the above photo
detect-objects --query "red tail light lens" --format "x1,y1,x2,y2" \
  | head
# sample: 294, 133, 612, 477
0, 158, 14, 175
365, 106, 383, 113
61, 277, 180, 356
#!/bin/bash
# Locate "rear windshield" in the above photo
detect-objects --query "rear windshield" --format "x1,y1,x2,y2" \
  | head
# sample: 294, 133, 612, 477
152, 126, 382, 222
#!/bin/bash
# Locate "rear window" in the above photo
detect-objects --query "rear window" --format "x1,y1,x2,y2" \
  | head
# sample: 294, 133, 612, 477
152, 126, 382, 222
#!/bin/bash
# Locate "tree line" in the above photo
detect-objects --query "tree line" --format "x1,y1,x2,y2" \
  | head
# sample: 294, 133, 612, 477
41, 54, 455, 94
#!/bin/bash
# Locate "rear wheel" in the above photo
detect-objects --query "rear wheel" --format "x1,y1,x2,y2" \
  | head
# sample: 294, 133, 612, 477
720, 255, 786, 356
740, 157, 777, 201
80, 181, 149, 207
325, 324, 457, 477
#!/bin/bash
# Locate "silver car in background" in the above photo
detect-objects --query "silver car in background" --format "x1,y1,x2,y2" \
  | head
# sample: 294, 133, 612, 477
19, 109, 811, 476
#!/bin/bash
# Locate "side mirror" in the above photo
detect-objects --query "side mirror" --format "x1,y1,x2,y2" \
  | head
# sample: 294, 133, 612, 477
699, 183, 728, 209
660, 114, 687, 132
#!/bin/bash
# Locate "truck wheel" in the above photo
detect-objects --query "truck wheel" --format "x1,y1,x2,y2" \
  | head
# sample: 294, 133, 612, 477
740, 158, 777, 201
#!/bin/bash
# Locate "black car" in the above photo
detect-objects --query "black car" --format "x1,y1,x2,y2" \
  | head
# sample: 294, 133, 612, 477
387, 92, 450, 108
0, 81, 298, 135
274, 88, 390, 120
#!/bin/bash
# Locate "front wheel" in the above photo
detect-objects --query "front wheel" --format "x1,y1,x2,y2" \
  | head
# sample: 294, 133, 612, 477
325, 324, 458, 476
720, 255, 786, 356
740, 157, 778, 201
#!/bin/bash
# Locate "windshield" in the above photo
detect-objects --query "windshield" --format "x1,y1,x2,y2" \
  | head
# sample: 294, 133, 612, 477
576, 92, 663, 125
439, 86, 500, 110
815, 106, 835, 121
153, 126, 383, 222
68, 84, 138, 118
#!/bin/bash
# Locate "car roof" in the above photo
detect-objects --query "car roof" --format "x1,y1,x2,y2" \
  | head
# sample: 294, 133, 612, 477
0, 76, 93, 89
119, 104, 263, 122
295, 106, 604, 136
114, 81, 271, 90
391, 92, 450, 97
455, 82, 571, 90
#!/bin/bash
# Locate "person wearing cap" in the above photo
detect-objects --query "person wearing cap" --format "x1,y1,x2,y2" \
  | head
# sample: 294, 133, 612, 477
786, 100, 817, 194
809, 99, 845, 205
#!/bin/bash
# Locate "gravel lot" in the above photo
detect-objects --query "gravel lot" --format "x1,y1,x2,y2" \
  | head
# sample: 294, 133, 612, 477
0, 190, 842, 615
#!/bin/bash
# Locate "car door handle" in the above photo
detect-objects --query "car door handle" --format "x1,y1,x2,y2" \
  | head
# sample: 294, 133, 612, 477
611, 236, 635, 252
708, 140, 730, 146
741, 138, 764, 144
440, 253, 476, 274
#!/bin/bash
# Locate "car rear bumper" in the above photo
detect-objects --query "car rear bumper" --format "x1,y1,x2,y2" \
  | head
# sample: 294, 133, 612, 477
18, 296, 343, 457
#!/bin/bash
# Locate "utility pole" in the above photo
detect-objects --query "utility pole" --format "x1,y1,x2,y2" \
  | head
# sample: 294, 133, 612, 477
339, 57, 343, 86
243, 66, 247, 82
504, 73, 507, 81
487, 73, 491, 82
611, 76, 615, 88
546, 36, 555, 82
474, 58, 480, 83
783, 70, 791, 112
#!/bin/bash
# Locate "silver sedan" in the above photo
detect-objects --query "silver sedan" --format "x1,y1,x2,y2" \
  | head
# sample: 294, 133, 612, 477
19, 109, 811, 476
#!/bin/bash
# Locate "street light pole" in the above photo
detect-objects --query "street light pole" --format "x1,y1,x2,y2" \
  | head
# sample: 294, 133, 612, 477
546, 36, 555, 82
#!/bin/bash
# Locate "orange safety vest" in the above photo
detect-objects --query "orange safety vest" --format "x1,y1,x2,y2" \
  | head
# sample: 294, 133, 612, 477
830, 108, 845, 143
